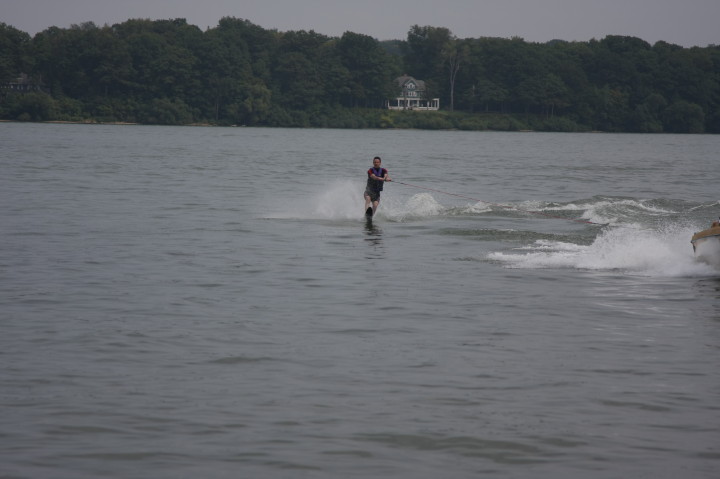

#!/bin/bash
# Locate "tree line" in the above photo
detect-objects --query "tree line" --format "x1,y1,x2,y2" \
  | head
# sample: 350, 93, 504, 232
1, 18, 718, 132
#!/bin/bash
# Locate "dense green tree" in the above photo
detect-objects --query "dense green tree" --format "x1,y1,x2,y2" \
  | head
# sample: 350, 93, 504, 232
5, 91, 56, 121
663, 100, 705, 133
31, 25, 85, 97
587, 36, 655, 104
632, 93, 668, 132
0, 18, 718, 132
403, 26, 453, 89
273, 50, 322, 109
199, 19, 254, 122
120, 20, 201, 100
0, 23, 32, 82
337, 32, 398, 107
272, 30, 331, 109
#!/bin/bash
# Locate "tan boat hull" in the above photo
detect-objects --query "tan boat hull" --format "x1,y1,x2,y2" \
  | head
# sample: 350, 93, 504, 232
691, 225, 720, 268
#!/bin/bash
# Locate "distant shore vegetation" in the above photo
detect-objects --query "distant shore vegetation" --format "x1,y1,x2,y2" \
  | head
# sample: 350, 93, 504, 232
1, 19, 718, 133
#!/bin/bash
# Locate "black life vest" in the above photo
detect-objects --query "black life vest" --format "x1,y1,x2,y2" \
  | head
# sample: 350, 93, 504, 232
368, 167, 385, 191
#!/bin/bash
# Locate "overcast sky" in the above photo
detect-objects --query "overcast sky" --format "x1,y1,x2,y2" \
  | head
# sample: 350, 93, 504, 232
3, 0, 719, 47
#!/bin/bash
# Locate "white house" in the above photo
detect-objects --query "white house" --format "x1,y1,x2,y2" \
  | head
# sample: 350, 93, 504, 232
387, 75, 439, 111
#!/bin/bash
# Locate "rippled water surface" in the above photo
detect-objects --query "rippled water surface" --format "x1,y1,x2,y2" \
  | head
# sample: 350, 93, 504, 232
1, 123, 719, 478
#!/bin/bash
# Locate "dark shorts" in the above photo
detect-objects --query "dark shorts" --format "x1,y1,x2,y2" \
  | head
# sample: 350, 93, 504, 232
364, 189, 380, 202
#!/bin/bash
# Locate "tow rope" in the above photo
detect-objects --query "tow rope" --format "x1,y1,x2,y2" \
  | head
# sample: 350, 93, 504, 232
392, 180, 606, 226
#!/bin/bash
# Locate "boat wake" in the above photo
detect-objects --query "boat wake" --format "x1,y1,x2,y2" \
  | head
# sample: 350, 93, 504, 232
270, 180, 718, 277
482, 197, 719, 277
488, 224, 718, 277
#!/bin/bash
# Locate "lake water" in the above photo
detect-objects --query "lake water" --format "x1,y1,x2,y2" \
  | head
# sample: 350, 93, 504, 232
1, 122, 719, 478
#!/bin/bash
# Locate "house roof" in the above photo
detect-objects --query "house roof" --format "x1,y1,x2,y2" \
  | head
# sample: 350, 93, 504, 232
395, 74, 426, 90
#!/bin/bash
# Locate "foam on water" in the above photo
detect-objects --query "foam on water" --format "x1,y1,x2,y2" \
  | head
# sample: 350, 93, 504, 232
459, 201, 494, 215
523, 197, 678, 226
489, 223, 718, 277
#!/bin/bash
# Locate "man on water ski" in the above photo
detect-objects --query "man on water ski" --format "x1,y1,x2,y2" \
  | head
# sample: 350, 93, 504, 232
364, 156, 391, 217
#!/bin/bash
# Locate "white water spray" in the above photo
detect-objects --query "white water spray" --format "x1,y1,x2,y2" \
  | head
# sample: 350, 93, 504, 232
489, 224, 718, 277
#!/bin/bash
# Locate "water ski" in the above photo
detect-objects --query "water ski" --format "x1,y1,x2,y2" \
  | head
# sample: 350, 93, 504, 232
365, 206, 373, 219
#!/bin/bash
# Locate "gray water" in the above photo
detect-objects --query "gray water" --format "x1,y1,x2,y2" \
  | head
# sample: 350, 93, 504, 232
1, 122, 719, 478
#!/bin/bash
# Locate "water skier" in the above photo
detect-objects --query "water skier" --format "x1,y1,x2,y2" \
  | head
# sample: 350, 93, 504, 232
364, 156, 391, 218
